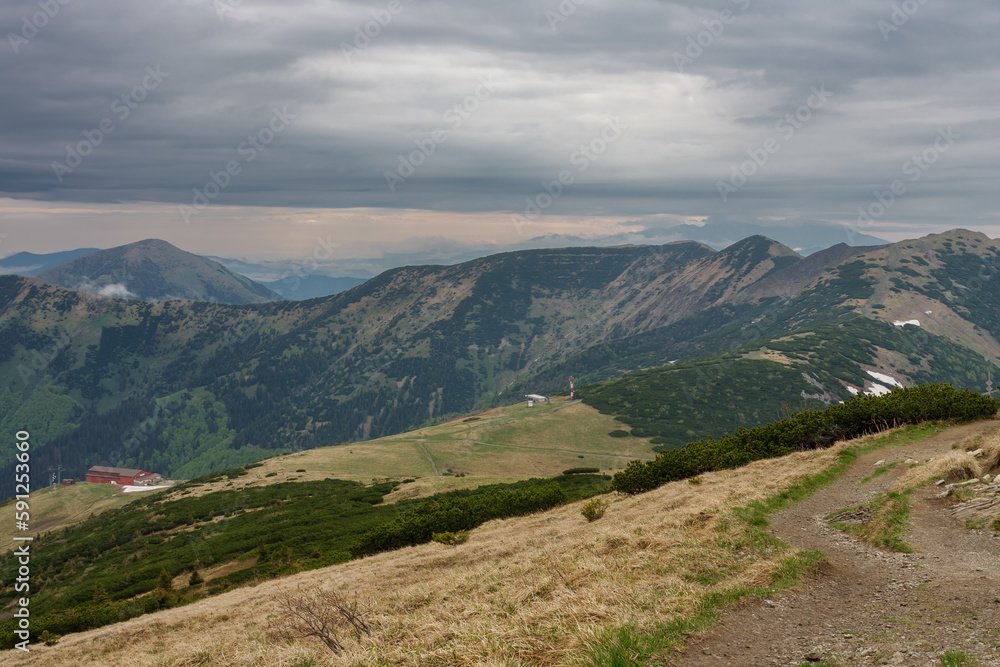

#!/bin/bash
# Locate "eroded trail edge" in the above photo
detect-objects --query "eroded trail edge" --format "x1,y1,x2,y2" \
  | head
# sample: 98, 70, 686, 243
681, 420, 1000, 667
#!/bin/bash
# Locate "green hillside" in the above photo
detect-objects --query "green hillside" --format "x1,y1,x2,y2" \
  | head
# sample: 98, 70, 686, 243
2, 384, 994, 649
2, 230, 999, 500
0, 239, 804, 496
583, 316, 998, 450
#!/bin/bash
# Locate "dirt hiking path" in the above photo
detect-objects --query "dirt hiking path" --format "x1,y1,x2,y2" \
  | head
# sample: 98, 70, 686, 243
679, 421, 1000, 667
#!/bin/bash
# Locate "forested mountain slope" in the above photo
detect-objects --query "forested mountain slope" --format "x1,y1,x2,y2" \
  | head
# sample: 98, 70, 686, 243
1, 230, 998, 497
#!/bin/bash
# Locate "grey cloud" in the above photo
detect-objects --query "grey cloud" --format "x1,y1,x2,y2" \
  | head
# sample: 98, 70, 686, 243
1, 0, 999, 237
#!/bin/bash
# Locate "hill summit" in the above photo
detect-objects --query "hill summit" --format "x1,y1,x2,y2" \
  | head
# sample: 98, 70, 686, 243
34, 239, 279, 304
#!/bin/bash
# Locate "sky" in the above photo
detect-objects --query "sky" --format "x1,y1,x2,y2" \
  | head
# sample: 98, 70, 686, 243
1, 0, 999, 265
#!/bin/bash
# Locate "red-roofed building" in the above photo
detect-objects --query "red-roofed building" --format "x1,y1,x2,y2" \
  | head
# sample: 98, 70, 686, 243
86, 466, 161, 486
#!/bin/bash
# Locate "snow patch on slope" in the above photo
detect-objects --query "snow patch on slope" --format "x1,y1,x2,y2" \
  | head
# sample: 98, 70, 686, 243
865, 383, 892, 396
893, 319, 921, 327
867, 370, 904, 388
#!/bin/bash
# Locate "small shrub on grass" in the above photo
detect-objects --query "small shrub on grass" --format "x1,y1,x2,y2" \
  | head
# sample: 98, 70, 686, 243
965, 519, 985, 530
267, 589, 371, 654
431, 530, 469, 546
608, 429, 630, 438
581, 498, 610, 522
157, 569, 173, 592
39, 630, 59, 646
296, 469, 306, 473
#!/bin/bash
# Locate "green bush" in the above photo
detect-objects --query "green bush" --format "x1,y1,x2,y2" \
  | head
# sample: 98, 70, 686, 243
562, 467, 600, 475
612, 384, 999, 495
608, 430, 630, 438
431, 530, 470, 545
352, 485, 568, 556
581, 498, 610, 522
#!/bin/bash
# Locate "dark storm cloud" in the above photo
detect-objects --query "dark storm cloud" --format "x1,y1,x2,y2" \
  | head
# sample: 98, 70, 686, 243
1, 0, 999, 231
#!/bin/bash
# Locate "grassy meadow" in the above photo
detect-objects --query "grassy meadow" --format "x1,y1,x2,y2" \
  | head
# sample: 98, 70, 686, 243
160, 397, 655, 503
4, 420, 975, 667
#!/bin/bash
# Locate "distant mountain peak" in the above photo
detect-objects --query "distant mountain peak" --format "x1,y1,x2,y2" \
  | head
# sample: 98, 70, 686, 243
34, 240, 280, 304
721, 234, 800, 257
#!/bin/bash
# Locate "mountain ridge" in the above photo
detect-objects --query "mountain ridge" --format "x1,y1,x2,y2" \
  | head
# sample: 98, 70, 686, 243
1, 229, 997, 498
33, 239, 280, 304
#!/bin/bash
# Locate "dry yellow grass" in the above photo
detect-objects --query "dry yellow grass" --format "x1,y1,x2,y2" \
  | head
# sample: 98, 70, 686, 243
0, 483, 137, 546
6, 432, 873, 667
890, 427, 1000, 492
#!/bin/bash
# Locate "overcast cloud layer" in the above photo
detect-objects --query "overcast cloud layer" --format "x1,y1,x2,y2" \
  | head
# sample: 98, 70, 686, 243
1, 0, 998, 257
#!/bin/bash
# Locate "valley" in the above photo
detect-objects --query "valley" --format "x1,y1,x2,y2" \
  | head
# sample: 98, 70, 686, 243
2, 229, 1000, 662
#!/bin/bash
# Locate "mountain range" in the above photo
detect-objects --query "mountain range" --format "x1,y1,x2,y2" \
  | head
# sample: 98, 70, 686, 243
0, 247, 101, 277
1, 240, 368, 303
0, 228, 997, 498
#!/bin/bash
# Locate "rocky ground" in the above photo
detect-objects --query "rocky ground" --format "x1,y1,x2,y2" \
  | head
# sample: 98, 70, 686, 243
678, 421, 1000, 667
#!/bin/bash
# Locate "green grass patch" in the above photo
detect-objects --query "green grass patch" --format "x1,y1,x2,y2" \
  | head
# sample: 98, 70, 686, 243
860, 461, 898, 485
832, 491, 914, 553
940, 650, 979, 666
